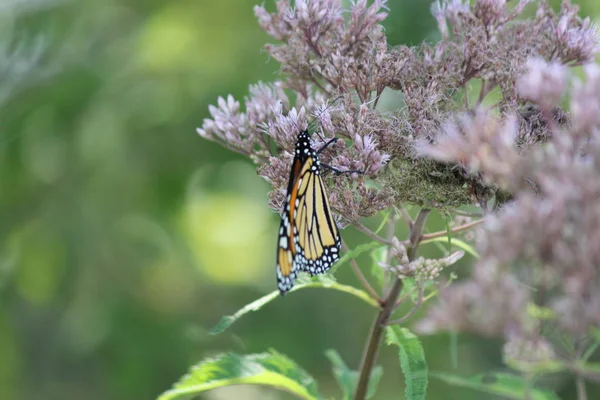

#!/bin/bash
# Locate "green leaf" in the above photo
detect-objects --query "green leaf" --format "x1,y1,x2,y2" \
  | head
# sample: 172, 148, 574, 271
331, 241, 382, 274
582, 339, 600, 362
429, 372, 560, 400
574, 360, 600, 378
293, 276, 379, 308
401, 277, 437, 303
210, 290, 279, 335
420, 236, 479, 258
374, 210, 391, 234
366, 367, 384, 399
210, 275, 378, 335
325, 349, 383, 400
158, 351, 322, 400
431, 240, 449, 255
369, 245, 387, 288
326, 350, 355, 400
386, 326, 428, 400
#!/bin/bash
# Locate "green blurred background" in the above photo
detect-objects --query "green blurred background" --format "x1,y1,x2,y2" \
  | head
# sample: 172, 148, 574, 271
1, 1, 599, 399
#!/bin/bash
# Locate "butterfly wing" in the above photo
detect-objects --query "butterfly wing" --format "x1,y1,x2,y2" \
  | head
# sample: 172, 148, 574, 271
276, 148, 305, 294
276, 130, 341, 295
292, 156, 341, 276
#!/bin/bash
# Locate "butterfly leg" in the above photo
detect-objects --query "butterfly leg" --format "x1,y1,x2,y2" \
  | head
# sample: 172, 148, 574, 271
317, 137, 338, 154
321, 163, 363, 176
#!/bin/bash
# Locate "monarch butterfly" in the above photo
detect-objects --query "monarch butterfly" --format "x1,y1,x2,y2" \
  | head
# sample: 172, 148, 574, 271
276, 130, 342, 294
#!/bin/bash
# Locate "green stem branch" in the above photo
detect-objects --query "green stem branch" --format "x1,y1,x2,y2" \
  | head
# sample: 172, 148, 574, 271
576, 376, 588, 400
353, 209, 431, 400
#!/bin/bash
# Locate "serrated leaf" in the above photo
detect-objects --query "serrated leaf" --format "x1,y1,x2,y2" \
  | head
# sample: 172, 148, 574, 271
420, 236, 479, 258
325, 349, 382, 400
158, 351, 321, 400
211, 275, 378, 335
386, 326, 428, 400
429, 372, 560, 400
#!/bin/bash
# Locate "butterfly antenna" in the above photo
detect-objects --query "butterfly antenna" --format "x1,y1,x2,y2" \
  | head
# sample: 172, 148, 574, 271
280, 100, 308, 136
307, 95, 344, 135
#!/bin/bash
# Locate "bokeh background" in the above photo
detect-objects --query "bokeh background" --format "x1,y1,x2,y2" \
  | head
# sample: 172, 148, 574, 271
1, 1, 599, 399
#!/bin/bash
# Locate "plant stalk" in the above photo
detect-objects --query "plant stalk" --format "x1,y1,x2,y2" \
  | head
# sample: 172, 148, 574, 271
353, 209, 430, 400
576, 376, 588, 400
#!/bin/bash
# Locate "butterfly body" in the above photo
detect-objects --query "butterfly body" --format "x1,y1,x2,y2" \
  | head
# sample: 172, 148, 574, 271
276, 131, 341, 294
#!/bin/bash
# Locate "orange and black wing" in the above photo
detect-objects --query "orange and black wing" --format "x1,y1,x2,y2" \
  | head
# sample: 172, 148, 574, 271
276, 130, 341, 294
275, 156, 303, 294
291, 156, 340, 276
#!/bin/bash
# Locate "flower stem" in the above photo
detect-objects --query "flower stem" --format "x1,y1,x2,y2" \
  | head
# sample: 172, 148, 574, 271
576, 376, 588, 400
354, 222, 395, 246
420, 219, 485, 241
342, 240, 382, 303
353, 209, 430, 400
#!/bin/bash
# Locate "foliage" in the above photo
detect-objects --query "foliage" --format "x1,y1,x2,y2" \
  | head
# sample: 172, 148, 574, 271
210, 275, 379, 335
325, 349, 382, 400
4, 0, 600, 399
159, 351, 321, 400
385, 326, 428, 400
429, 372, 561, 400
183, 0, 600, 399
